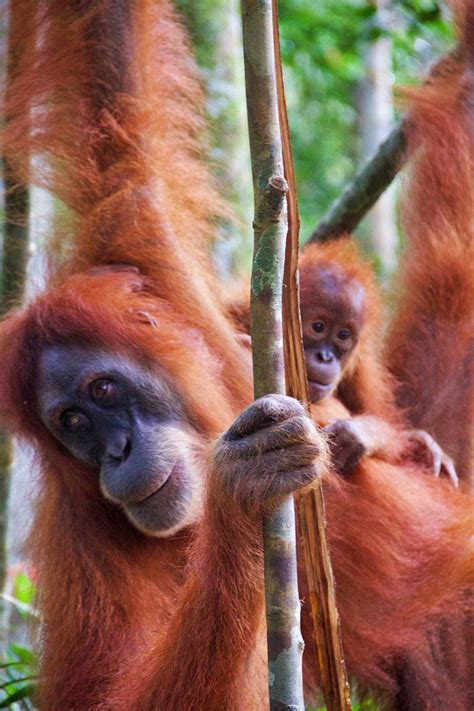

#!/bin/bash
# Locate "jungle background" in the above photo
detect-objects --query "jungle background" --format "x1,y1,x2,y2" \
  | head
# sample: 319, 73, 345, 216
0, 0, 454, 708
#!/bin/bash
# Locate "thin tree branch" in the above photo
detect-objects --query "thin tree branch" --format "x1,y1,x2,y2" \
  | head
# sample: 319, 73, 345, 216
307, 119, 406, 244
272, 3, 352, 709
0, 176, 29, 591
241, 1, 304, 708
1, 177, 30, 316
307, 48, 460, 245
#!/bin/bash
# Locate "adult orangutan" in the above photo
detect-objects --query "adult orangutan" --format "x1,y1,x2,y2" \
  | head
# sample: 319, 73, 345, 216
229, 10, 473, 709
385, 40, 474, 489
0, 1, 472, 710
1, 1, 300, 708
291, 10, 474, 701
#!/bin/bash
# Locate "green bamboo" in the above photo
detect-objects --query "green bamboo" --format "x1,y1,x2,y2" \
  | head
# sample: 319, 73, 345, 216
241, 1, 304, 708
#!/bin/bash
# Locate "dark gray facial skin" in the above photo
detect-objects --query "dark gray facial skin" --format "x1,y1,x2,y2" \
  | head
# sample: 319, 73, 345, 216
37, 345, 204, 537
300, 266, 366, 403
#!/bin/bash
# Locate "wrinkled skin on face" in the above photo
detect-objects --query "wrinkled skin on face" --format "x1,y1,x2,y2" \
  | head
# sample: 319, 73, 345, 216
37, 345, 204, 537
301, 265, 366, 403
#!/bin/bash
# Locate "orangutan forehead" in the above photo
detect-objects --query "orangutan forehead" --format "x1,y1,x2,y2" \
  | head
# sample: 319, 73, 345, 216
300, 264, 366, 323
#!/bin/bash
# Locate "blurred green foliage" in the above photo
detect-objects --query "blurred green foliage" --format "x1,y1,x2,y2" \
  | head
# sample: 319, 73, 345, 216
180, 0, 453, 250
278, 0, 453, 238
310, 700, 379, 711
1, 572, 37, 709
0, 644, 36, 710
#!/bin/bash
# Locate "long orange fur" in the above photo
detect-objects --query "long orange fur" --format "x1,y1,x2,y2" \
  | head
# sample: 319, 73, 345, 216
0, 1, 472, 709
386, 9, 474, 486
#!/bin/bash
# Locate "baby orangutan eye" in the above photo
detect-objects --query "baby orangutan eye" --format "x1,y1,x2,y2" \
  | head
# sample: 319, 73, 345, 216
312, 321, 325, 334
61, 411, 88, 432
90, 378, 116, 404
337, 329, 351, 341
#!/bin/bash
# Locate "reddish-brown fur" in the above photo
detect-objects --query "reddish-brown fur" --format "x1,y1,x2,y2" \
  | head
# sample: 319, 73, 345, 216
0, 1, 472, 710
300, 239, 400, 421
298, 5, 474, 698
1, 2, 260, 708
385, 13, 474, 487
299, 241, 473, 706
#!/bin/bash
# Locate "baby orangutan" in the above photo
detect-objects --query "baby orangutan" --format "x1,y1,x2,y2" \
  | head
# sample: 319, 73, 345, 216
299, 239, 457, 484
229, 238, 456, 484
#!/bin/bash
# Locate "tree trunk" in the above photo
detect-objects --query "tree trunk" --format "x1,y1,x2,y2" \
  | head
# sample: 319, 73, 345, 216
358, 0, 398, 274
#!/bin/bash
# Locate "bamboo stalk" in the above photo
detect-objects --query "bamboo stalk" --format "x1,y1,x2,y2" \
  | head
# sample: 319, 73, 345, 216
241, 1, 304, 708
271, 3, 352, 709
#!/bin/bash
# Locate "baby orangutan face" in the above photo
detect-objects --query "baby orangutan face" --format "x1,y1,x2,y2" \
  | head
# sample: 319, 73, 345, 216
300, 264, 366, 403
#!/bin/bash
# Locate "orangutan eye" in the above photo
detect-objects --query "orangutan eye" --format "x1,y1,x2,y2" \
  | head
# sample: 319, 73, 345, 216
90, 378, 116, 404
312, 321, 325, 334
61, 411, 88, 432
337, 329, 351, 341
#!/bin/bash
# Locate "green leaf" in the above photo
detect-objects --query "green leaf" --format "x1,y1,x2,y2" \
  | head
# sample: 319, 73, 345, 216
0, 676, 36, 690
9, 644, 35, 666
12, 572, 36, 606
0, 683, 35, 707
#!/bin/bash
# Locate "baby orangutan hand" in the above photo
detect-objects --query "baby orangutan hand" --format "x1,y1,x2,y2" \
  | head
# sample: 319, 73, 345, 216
403, 429, 459, 488
212, 394, 325, 515
323, 418, 367, 476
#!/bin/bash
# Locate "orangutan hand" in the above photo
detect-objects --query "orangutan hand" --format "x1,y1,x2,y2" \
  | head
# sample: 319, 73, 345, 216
212, 394, 325, 514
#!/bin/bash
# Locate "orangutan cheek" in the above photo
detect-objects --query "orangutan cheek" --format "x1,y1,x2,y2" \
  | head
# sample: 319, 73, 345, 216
124, 462, 203, 537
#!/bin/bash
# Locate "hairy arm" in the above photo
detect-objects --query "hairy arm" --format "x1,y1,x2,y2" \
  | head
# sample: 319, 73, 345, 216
324, 415, 457, 485
136, 395, 325, 710
323, 415, 400, 475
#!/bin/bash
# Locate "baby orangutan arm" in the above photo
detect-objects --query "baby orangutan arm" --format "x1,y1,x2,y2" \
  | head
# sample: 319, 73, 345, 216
324, 416, 458, 485
403, 429, 458, 487
323, 415, 396, 476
